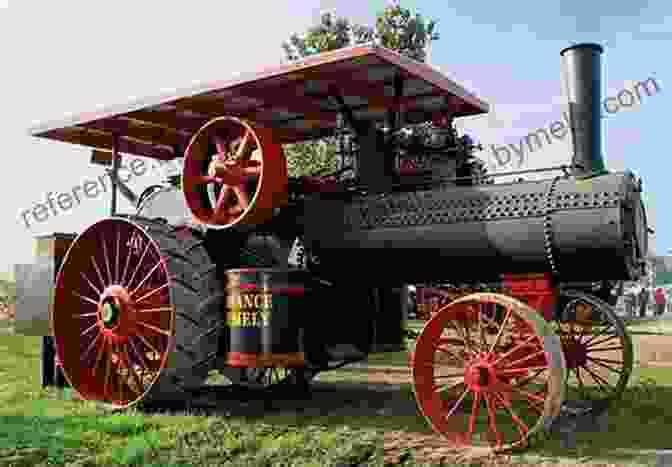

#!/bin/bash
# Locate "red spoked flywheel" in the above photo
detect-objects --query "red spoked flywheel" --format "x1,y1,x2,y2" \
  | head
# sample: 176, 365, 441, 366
411, 293, 566, 453
182, 116, 288, 228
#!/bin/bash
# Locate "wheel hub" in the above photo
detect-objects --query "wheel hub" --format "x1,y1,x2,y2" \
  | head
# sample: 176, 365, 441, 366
101, 301, 119, 326
464, 353, 499, 392
97, 285, 136, 343
563, 338, 588, 369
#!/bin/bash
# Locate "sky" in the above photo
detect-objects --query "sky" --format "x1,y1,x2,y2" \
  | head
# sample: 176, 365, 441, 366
0, 0, 670, 275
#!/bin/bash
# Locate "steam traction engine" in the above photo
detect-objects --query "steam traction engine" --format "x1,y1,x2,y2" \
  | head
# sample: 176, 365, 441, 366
18, 43, 647, 451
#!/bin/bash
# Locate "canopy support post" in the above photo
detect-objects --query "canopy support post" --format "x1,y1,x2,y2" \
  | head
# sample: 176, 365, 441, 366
110, 135, 120, 216
388, 73, 404, 133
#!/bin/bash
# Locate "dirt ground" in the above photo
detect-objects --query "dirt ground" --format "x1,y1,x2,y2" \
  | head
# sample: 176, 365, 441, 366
635, 334, 672, 367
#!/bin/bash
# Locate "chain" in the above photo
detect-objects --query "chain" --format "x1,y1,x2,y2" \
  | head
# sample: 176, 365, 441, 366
543, 176, 561, 275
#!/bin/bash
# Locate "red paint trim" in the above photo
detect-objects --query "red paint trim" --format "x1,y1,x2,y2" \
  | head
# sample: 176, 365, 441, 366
225, 351, 305, 367
235, 284, 306, 295
502, 273, 556, 321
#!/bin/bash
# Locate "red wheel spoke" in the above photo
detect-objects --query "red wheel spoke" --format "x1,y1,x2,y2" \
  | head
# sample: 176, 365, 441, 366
474, 305, 488, 350
234, 130, 251, 158
135, 283, 170, 305
135, 331, 161, 357
500, 349, 546, 370
586, 357, 623, 374
489, 305, 513, 354
75, 312, 98, 318
437, 337, 466, 346
434, 380, 465, 395
128, 336, 149, 372
137, 320, 172, 337
136, 306, 174, 314
90, 256, 107, 291
467, 391, 482, 438
513, 367, 547, 388
492, 334, 538, 366
120, 233, 134, 287
125, 240, 152, 290
80, 321, 99, 338
435, 344, 466, 362
497, 381, 546, 404
73, 291, 98, 307
587, 345, 623, 352
80, 272, 102, 296
100, 235, 113, 285
483, 393, 503, 449
583, 324, 615, 345
445, 388, 469, 419
588, 356, 623, 366
233, 185, 250, 211
115, 227, 121, 284
580, 364, 612, 393
93, 336, 108, 375
585, 334, 618, 349
434, 372, 466, 379
130, 261, 164, 297
447, 320, 468, 345
572, 367, 587, 396
110, 344, 123, 403
494, 392, 530, 441
499, 365, 548, 376
103, 343, 113, 399
81, 331, 102, 363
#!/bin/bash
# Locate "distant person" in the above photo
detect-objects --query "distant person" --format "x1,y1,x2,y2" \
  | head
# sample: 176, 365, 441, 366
639, 288, 649, 318
655, 288, 666, 316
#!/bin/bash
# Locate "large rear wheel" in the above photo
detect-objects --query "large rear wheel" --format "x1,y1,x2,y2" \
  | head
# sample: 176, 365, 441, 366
52, 217, 223, 409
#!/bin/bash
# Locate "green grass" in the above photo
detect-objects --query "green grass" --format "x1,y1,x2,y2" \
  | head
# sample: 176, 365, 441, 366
625, 317, 672, 335
2, 332, 672, 466
0, 335, 391, 466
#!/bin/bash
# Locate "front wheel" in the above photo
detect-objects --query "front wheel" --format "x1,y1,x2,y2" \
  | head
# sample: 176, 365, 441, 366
411, 292, 565, 452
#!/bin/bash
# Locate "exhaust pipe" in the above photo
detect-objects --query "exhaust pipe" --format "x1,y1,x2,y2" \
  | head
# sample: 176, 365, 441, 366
560, 43, 608, 178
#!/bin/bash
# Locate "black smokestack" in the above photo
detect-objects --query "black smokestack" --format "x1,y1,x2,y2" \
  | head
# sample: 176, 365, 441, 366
560, 43, 607, 178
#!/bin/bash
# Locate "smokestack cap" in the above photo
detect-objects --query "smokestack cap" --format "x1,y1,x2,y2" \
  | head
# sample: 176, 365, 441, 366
560, 43, 603, 56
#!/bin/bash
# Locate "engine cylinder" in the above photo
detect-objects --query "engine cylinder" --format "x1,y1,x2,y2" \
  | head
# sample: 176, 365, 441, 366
302, 172, 647, 284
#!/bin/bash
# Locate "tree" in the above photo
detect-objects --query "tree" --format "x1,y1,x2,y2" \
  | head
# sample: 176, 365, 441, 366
281, 3, 439, 177
0, 279, 16, 306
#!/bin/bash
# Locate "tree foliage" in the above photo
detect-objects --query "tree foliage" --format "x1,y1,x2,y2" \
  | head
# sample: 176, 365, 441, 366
281, 2, 440, 177
0, 279, 16, 306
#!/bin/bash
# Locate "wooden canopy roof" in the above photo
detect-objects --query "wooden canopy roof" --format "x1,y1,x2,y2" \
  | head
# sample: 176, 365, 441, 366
29, 45, 489, 161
